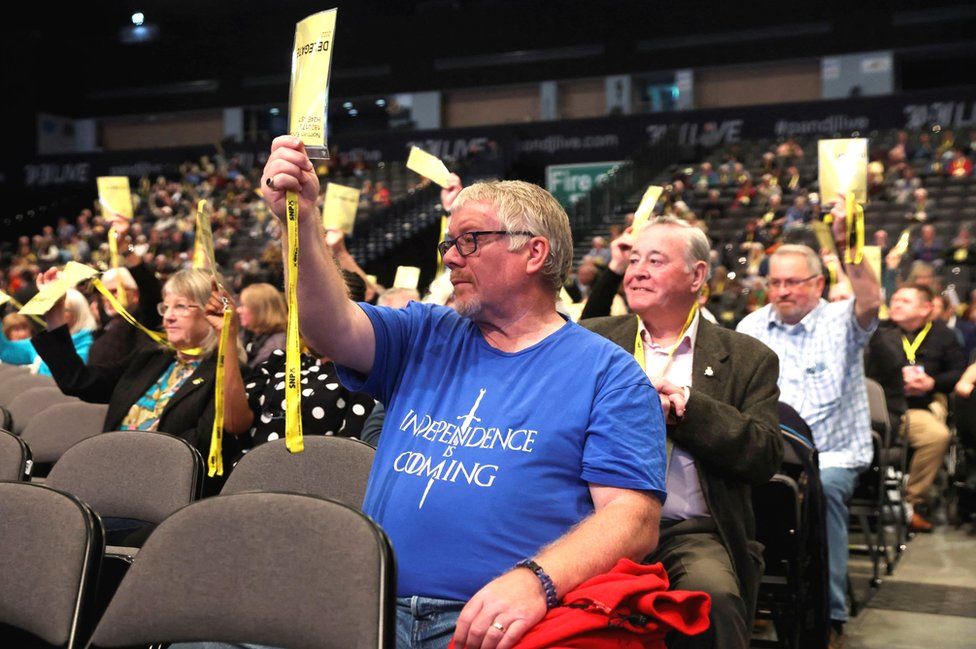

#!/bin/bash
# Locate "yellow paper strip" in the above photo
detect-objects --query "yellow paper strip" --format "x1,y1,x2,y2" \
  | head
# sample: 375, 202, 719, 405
407, 147, 453, 188
393, 266, 421, 290
632, 185, 663, 232
193, 200, 218, 275
207, 308, 232, 477
322, 183, 361, 235
284, 192, 304, 454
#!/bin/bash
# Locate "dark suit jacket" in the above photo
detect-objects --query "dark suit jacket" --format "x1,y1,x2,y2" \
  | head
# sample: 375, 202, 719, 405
34, 324, 233, 491
581, 314, 783, 614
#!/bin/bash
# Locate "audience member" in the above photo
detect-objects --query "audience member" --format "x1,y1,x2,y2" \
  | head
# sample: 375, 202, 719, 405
582, 217, 783, 649
32, 268, 251, 493
262, 136, 666, 649
880, 284, 967, 531
237, 283, 287, 370
736, 242, 879, 646
0, 288, 96, 376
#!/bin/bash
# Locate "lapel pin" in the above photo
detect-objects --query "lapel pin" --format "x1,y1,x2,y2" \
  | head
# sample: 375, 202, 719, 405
704, 366, 714, 377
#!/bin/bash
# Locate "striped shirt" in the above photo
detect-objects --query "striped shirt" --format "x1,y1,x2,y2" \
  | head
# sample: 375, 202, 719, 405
736, 298, 874, 470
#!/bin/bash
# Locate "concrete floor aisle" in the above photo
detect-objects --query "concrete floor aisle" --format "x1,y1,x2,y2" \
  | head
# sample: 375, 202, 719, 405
845, 526, 976, 648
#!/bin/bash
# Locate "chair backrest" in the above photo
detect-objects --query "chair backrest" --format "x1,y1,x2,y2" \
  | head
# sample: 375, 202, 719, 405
6, 386, 76, 435
864, 378, 891, 440
20, 401, 109, 465
0, 372, 55, 408
46, 430, 203, 524
221, 436, 375, 508
0, 428, 31, 481
89, 492, 395, 649
0, 482, 103, 649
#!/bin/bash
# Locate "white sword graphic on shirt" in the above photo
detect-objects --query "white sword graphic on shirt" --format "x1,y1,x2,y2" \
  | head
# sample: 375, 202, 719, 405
418, 388, 487, 509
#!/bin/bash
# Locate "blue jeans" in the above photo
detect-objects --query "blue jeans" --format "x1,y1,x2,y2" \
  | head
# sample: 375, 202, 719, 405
396, 596, 465, 649
820, 466, 860, 622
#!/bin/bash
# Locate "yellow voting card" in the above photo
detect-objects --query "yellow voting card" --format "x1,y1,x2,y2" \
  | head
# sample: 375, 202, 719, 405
407, 147, 453, 188
289, 9, 337, 160
393, 266, 421, 290
322, 183, 361, 235
97, 176, 134, 220
632, 186, 663, 232
818, 139, 867, 205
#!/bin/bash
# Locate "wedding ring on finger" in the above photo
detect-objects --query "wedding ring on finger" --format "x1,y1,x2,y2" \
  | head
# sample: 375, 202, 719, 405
491, 622, 506, 632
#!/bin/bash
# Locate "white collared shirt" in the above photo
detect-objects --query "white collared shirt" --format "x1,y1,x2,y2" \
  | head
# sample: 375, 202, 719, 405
638, 312, 710, 520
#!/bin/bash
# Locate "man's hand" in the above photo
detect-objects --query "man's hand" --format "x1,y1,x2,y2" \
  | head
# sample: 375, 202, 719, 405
324, 229, 347, 256
651, 377, 687, 424
441, 173, 463, 212
608, 227, 635, 275
903, 367, 935, 396
453, 568, 547, 649
261, 136, 319, 224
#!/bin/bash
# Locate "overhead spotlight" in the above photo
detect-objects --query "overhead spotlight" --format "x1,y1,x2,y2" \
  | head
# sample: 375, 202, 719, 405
269, 107, 280, 116
376, 98, 386, 107
132, 12, 145, 26
342, 101, 353, 110
349, 109, 359, 117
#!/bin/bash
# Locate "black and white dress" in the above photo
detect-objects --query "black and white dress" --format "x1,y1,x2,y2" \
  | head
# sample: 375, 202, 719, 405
242, 349, 375, 448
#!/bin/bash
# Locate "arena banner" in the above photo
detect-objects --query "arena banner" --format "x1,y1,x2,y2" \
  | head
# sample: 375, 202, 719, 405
17, 86, 976, 192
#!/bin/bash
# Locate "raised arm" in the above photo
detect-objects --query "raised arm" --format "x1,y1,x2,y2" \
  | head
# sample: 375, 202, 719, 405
261, 136, 376, 374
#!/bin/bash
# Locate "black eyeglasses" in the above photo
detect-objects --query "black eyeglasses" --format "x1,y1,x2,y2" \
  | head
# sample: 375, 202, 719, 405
437, 230, 533, 258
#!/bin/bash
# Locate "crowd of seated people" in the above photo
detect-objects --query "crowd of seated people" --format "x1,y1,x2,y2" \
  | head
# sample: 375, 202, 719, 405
3, 129, 976, 649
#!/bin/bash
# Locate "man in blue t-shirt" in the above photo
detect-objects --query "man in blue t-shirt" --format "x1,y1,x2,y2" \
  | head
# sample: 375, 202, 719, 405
263, 137, 666, 649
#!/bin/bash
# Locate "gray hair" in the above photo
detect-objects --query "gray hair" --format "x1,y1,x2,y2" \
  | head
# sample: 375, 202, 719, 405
770, 244, 823, 276
451, 180, 573, 293
162, 268, 219, 358
640, 215, 713, 281
64, 289, 97, 334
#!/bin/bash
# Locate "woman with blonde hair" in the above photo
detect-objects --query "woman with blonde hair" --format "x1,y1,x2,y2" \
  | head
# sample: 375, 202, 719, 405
0, 288, 96, 376
237, 282, 287, 369
32, 268, 251, 493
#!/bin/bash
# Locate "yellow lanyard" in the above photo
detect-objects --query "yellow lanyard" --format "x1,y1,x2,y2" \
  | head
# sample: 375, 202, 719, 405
207, 308, 232, 477
283, 191, 305, 455
901, 322, 932, 365
633, 303, 698, 469
633, 303, 698, 377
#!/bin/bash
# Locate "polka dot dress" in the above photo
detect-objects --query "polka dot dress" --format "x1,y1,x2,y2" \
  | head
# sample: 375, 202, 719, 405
242, 349, 374, 449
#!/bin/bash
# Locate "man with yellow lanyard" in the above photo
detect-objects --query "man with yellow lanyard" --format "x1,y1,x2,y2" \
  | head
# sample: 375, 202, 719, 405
882, 284, 966, 532
583, 216, 783, 649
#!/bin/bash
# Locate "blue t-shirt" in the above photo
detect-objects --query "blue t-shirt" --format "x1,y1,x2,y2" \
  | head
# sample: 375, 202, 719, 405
337, 302, 666, 600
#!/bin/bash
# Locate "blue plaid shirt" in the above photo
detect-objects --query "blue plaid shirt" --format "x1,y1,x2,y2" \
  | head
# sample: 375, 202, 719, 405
737, 298, 875, 470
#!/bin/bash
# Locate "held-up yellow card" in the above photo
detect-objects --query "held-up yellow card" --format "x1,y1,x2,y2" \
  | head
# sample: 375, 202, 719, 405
393, 266, 421, 290
97, 177, 134, 220
818, 139, 867, 204
632, 186, 663, 232
20, 263, 98, 316
407, 147, 453, 188
289, 9, 337, 160
322, 183, 361, 235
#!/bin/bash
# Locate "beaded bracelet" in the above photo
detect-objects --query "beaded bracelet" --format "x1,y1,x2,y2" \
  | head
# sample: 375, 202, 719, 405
516, 559, 559, 609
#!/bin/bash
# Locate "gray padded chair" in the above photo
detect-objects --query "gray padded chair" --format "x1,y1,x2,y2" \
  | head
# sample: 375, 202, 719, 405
0, 372, 55, 408
221, 436, 375, 508
88, 492, 395, 649
20, 402, 109, 469
0, 428, 31, 481
46, 430, 204, 525
0, 482, 103, 649
6, 386, 76, 436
